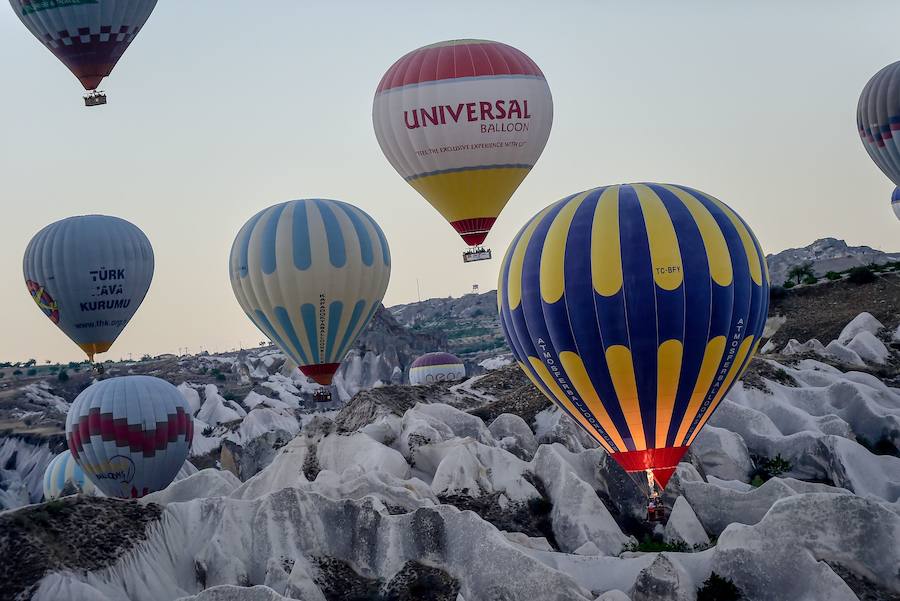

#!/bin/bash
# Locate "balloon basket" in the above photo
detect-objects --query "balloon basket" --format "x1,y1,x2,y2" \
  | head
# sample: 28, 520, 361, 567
84, 91, 107, 107
313, 388, 332, 403
462, 247, 492, 263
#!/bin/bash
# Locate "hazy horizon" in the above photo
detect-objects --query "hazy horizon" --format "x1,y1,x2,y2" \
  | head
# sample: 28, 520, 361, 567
2, 0, 899, 363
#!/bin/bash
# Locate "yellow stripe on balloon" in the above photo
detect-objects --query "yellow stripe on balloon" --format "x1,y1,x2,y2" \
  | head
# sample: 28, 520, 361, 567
559, 351, 628, 452
674, 335, 726, 445
687, 336, 756, 445
526, 356, 614, 452
506, 204, 557, 310
605, 345, 646, 450
661, 185, 732, 287
408, 167, 529, 224
591, 186, 623, 297
540, 192, 589, 304
655, 339, 683, 448
700, 192, 763, 286
633, 184, 683, 291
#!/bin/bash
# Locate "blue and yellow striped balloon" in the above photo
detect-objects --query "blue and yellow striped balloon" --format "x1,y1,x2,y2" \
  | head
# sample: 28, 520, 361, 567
229, 199, 391, 385
498, 184, 769, 488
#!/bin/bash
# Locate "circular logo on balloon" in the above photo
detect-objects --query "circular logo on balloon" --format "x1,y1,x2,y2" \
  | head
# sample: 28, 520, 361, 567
96, 455, 136, 485
26, 279, 59, 324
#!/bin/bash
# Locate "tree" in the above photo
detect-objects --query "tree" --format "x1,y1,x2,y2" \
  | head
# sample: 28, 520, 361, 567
848, 266, 876, 285
786, 261, 815, 285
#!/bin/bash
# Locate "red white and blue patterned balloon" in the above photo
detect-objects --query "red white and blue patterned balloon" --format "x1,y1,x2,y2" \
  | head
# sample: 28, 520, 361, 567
66, 376, 193, 499
8, 0, 158, 91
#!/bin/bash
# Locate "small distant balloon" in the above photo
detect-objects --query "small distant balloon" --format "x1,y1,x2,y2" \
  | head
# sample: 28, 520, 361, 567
409, 352, 466, 385
43, 450, 98, 500
229, 199, 391, 386
373, 39, 553, 254
66, 376, 193, 499
24, 215, 154, 362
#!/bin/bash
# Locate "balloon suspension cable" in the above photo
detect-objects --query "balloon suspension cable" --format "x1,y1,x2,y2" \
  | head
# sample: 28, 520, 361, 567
84, 90, 107, 107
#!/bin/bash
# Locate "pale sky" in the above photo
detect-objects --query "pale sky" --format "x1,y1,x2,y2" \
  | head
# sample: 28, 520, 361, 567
1, 0, 898, 363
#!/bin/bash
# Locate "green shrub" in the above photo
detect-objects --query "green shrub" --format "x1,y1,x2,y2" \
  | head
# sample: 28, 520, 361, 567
825, 271, 841, 281
697, 572, 743, 601
625, 536, 688, 553
750, 454, 792, 485
215, 373, 226, 382
802, 275, 817, 285
847, 266, 876, 284
782, 281, 795, 289
57, 370, 69, 382
26, 368, 37, 376
13, 370, 22, 376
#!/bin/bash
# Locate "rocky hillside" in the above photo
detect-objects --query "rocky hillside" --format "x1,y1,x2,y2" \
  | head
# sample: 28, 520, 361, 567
390, 291, 505, 362
766, 237, 900, 287
3, 308, 898, 600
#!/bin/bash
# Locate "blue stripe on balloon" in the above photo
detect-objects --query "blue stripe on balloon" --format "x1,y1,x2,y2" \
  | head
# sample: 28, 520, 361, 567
325, 301, 343, 362
301, 303, 320, 363
681, 188, 745, 442
315, 200, 347, 268
261, 203, 288, 275
372, 216, 391, 266
648, 184, 713, 447
558, 187, 628, 451
335, 203, 374, 267
274, 306, 310, 365
291, 201, 312, 271
334, 300, 366, 359
617, 185, 659, 448
253, 310, 295, 364
56, 454, 68, 493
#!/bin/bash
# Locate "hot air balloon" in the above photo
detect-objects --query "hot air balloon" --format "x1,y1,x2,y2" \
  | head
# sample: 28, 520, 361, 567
498, 183, 769, 501
409, 352, 466, 385
24, 215, 154, 365
43, 449, 98, 500
9, 0, 158, 105
856, 61, 900, 213
66, 376, 193, 499
373, 39, 553, 262
893, 187, 900, 221
229, 199, 391, 399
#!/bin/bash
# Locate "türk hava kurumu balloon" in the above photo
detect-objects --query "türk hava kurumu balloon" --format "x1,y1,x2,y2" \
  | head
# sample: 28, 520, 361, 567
498, 183, 769, 489
229, 199, 391, 386
66, 376, 193, 499
373, 39, 552, 255
8, 0, 158, 92
23, 215, 154, 362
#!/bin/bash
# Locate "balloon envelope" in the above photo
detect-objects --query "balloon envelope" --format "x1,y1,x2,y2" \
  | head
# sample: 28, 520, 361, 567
43, 449, 98, 500
409, 352, 466, 385
373, 39, 553, 247
66, 376, 193, 499
23, 215, 154, 361
893, 187, 900, 221
498, 183, 769, 488
8, 0, 158, 91
229, 199, 391, 385
857, 61, 900, 197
